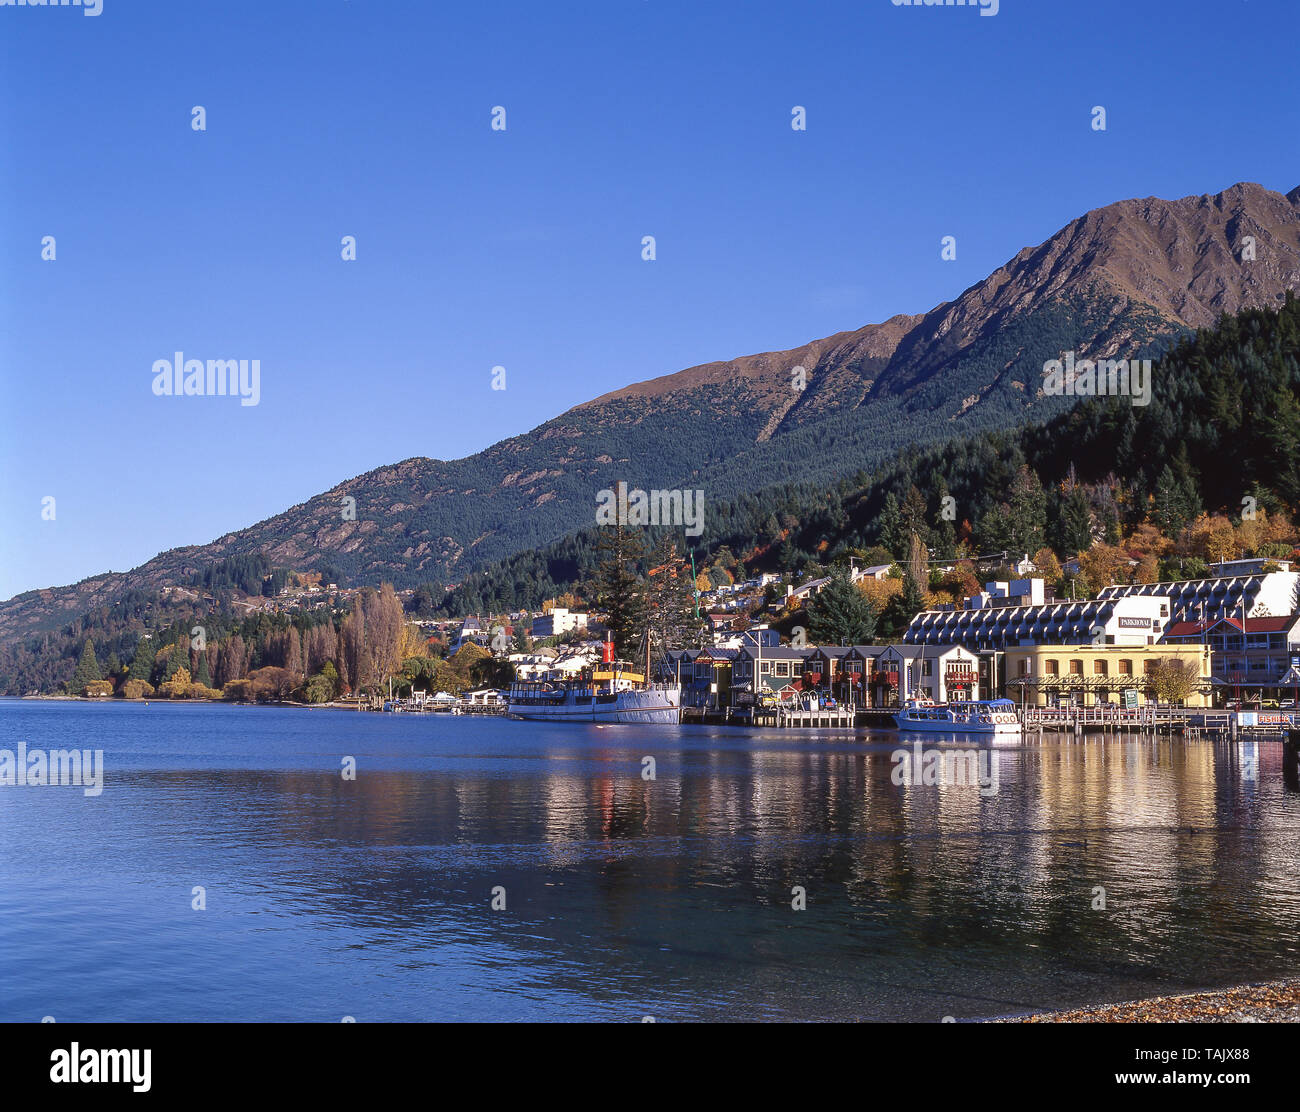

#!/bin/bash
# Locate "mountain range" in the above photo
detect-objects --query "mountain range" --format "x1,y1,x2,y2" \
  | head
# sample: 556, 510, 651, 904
4, 180, 1300, 644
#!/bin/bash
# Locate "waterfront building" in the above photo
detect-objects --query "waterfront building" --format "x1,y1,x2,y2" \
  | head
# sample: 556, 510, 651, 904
1001, 643, 1213, 708
731, 645, 810, 703
870, 644, 981, 706
1161, 614, 1300, 701
904, 594, 1170, 651
1096, 569, 1299, 626
802, 645, 911, 705
656, 647, 736, 708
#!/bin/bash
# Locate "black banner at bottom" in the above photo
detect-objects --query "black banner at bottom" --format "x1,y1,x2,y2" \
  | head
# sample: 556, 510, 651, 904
3, 1020, 1288, 1099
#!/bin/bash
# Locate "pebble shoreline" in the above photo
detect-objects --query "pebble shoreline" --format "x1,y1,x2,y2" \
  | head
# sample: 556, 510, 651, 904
996, 979, 1300, 1023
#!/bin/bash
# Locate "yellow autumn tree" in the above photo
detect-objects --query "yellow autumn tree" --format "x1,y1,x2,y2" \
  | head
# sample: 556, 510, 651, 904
159, 667, 192, 699
1180, 513, 1237, 562
398, 622, 429, 661
1076, 544, 1130, 596
1031, 547, 1063, 583
858, 577, 902, 613
1124, 522, 1173, 558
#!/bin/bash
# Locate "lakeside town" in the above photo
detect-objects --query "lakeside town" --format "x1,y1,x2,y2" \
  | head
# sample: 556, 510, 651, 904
42, 549, 1300, 741
419, 554, 1300, 733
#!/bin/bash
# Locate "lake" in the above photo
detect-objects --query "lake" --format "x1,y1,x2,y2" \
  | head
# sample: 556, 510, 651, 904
2, 699, 1298, 1022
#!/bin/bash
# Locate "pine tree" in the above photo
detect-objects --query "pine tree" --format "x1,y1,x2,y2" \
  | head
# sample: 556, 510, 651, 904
163, 640, 189, 681
127, 636, 156, 682
589, 514, 647, 662
196, 652, 213, 688
1005, 466, 1047, 557
878, 492, 904, 559
900, 485, 931, 549
1058, 485, 1094, 556
646, 534, 704, 652
806, 569, 877, 645
70, 639, 101, 694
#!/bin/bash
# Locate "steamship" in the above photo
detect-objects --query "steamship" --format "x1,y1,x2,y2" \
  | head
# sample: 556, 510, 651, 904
507, 639, 682, 724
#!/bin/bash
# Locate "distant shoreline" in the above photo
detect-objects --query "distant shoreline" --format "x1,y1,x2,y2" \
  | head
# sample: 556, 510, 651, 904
14, 694, 351, 710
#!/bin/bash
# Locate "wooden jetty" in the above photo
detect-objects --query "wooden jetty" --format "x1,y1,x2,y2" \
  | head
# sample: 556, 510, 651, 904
1021, 705, 1298, 739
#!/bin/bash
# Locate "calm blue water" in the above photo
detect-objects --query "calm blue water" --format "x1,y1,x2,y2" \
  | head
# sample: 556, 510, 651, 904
2, 699, 1298, 1022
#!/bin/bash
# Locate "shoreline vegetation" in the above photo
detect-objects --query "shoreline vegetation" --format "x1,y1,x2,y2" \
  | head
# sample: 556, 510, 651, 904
15, 693, 361, 709
994, 979, 1300, 1023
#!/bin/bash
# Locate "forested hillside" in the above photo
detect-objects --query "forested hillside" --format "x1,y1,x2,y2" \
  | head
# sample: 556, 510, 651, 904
438, 294, 1300, 613
3, 295, 1299, 696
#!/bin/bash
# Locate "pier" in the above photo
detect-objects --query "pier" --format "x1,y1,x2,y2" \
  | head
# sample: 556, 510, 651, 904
1021, 705, 1298, 739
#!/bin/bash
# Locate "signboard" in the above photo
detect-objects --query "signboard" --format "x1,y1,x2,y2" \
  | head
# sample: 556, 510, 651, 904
1118, 617, 1153, 629
1123, 689, 1139, 709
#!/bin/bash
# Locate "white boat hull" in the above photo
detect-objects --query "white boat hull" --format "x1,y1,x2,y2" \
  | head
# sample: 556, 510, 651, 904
508, 686, 681, 724
896, 699, 1021, 735
896, 717, 1021, 735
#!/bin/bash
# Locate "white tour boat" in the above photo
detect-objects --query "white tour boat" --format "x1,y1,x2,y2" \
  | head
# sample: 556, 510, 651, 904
895, 697, 1021, 735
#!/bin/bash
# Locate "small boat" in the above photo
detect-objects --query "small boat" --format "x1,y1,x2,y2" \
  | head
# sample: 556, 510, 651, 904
895, 697, 1021, 735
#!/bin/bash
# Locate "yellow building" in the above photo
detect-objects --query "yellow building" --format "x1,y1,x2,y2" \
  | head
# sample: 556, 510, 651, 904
1002, 644, 1212, 707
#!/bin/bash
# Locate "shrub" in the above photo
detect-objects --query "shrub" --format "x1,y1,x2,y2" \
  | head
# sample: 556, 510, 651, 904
121, 679, 155, 700
223, 679, 254, 702
185, 683, 223, 700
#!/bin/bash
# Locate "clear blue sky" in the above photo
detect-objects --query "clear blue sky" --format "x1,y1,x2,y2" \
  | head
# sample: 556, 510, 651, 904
2, 0, 1296, 601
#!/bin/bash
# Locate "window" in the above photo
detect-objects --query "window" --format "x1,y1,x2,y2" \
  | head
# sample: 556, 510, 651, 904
760, 661, 771, 675
1069, 659, 1083, 675
1044, 659, 1059, 677
791, 662, 803, 676
1118, 659, 1133, 676
1093, 660, 1108, 676
1018, 659, 1030, 676
922, 660, 932, 676
775, 662, 789, 678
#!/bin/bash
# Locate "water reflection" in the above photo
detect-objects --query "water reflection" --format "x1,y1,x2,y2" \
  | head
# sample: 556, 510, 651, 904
1, 701, 1298, 1021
